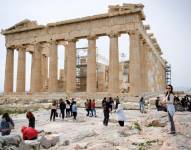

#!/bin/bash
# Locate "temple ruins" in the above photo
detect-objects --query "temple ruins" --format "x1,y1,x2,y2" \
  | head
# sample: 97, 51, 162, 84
1, 4, 167, 97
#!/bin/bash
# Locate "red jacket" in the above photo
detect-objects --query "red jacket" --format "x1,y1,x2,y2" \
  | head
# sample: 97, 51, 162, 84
22, 127, 38, 140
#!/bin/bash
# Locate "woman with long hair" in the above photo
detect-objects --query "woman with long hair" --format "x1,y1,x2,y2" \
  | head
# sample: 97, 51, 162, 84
165, 84, 176, 134
26, 111, 35, 128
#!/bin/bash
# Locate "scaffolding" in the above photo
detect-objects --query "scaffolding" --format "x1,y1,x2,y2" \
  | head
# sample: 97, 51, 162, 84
76, 47, 108, 92
165, 64, 171, 85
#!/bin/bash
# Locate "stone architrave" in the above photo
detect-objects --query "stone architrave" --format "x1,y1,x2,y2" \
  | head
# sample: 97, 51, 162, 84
48, 41, 58, 92
66, 39, 76, 93
16, 46, 26, 92
4, 48, 14, 93
87, 36, 97, 93
108, 33, 119, 94
30, 43, 42, 92
129, 31, 141, 96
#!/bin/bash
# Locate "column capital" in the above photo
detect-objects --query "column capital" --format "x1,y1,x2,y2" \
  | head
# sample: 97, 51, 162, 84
108, 32, 120, 38
16, 45, 26, 51
87, 35, 97, 40
66, 38, 78, 43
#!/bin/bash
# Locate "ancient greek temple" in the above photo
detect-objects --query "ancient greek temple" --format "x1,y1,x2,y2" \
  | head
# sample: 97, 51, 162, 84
1, 4, 166, 97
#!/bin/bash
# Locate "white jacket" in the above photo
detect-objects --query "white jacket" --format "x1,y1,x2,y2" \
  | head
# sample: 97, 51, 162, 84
116, 104, 126, 121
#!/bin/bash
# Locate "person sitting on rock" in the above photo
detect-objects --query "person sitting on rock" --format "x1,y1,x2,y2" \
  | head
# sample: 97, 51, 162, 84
26, 111, 35, 128
21, 126, 38, 140
0, 113, 14, 136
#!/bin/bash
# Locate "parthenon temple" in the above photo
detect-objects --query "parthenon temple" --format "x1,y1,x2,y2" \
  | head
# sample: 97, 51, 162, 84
1, 4, 167, 97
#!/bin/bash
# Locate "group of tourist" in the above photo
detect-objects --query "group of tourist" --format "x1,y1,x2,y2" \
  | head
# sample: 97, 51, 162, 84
0, 84, 177, 138
102, 96, 126, 127
84, 99, 97, 117
0, 111, 39, 140
50, 98, 78, 121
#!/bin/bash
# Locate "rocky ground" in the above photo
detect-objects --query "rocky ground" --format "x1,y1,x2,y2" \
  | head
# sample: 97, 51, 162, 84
2, 107, 190, 150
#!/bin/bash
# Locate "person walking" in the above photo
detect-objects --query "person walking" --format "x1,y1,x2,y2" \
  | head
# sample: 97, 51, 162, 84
50, 100, 57, 121
0, 113, 14, 136
26, 111, 35, 128
165, 84, 176, 134
66, 100, 71, 117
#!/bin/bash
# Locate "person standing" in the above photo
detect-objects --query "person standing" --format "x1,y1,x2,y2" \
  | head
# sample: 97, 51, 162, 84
102, 98, 111, 126
155, 97, 160, 111
91, 99, 97, 117
72, 101, 77, 120
50, 100, 57, 121
59, 99, 66, 119
0, 113, 14, 136
66, 100, 71, 117
116, 102, 126, 127
139, 97, 145, 113
26, 111, 35, 128
165, 84, 176, 134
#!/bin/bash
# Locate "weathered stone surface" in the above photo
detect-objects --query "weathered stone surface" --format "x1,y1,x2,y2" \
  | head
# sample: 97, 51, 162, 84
40, 134, 59, 149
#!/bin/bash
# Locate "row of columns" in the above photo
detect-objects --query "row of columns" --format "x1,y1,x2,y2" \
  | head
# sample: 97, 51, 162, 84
4, 31, 165, 95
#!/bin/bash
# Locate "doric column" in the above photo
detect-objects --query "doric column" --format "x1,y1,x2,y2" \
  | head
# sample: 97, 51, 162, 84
48, 41, 58, 92
41, 54, 48, 91
16, 46, 26, 92
129, 31, 141, 96
140, 39, 149, 94
30, 43, 42, 92
4, 48, 14, 93
108, 33, 119, 94
87, 36, 97, 93
66, 39, 76, 93
64, 44, 68, 91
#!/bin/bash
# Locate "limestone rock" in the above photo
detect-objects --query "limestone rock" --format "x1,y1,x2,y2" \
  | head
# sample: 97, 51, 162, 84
0, 134, 22, 147
40, 134, 60, 149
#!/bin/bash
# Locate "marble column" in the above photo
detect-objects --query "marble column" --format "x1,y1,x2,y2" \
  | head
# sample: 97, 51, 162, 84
66, 39, 76, 93
41, 54, 48, 91
87, 36, 97, 93
16, 46, 26, 92
30, 43, 42, 92
129, 31, 141, 96
48, 41, 58, 92
4, 48, 14, 93
108, 33, 119, 94
64, 44, 68, 91
140, 40, 149, 94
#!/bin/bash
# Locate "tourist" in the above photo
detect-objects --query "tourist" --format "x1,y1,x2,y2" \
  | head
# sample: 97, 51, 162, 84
72, 101, 77, 120
59, 98, 66, 119
115, 97, 120, 110
26, 111, 35, 128
109, 97, 114, 112
139, 97, 145, 113
88, 99, 93, 117
85, 99, 89, 116
21, 126, 38, 140
0, 113, 14, 136
50, 100, 57, 121
91, 99, 97, 117
102, 97, 111, 126
164, 84, 176, 134
66, 99, 71, 117
116, 102, 126, 127
155, 97, 160, 111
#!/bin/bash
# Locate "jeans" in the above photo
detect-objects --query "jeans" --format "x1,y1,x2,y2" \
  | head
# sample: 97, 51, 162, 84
168, 112, 176, 133
103, 111, 109, 126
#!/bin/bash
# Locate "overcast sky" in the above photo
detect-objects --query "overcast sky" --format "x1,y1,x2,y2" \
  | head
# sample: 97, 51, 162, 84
0, 0, 191, 92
